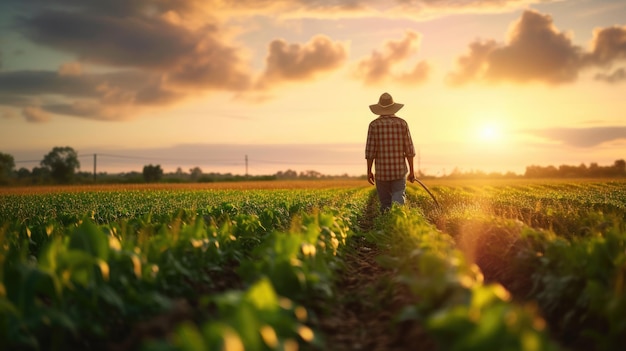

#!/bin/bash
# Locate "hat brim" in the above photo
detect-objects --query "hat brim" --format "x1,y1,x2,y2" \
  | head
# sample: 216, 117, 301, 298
369, 103, 404, 115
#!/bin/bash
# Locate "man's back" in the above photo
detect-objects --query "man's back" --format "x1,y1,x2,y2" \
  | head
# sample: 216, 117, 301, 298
365, 115, 415, 181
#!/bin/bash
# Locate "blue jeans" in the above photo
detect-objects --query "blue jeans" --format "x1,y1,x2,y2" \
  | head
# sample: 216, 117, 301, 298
376, 178, 406, 212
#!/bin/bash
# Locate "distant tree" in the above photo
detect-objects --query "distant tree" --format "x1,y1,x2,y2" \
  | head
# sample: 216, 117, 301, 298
16, 167, 31, 179
299, 170, 322, 178
558, 164, 579, 177
276, 169, 298, 179
0, 152, 15, 183
614, 159, 626, 175
143, 164, 163, 182
189, 167, 203, 181
31, 167, 51, 184
588, 162, 600, 177
40, 146, 80, 183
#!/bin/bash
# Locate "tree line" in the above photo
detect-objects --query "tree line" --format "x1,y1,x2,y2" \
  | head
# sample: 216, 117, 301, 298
441, 159, 626, 180
524, 159, 626, 178
1, 147, 625, 185
0, 147, 353, 185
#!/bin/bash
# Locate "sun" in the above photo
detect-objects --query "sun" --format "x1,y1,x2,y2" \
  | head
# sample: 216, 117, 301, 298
476, 123, 503, 143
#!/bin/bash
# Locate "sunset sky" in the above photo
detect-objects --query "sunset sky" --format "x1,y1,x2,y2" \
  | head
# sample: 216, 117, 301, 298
1, 0, 625, 176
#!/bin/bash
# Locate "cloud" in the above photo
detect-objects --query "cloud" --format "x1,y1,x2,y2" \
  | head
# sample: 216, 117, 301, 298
0, 70, 99, 97
0, 1, 612, 122
448, 10, 584, 85
389, 0, 555, 19
525, 126, 626, 147
1, 109, 19, 119
354, 30, 430, 85
5, 0, 203, 19
215, 0, 369, 16
19, 11, 199, 69
0, 69, 185, 121
22, 106, 51, 123
0, 1, 256, 121
448, 10, 626, 86
206, 0, 557, 21
256, 35, 348, 87
586, 26, 626, 65
58, 62, 83, 76
595, 67, 626, 83
18, 9, 253, 90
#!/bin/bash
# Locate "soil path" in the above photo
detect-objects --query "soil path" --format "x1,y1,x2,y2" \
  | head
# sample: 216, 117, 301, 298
309, 193, 435, 351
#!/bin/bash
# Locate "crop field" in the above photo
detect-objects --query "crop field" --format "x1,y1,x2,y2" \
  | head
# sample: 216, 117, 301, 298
1, 178, 625, 351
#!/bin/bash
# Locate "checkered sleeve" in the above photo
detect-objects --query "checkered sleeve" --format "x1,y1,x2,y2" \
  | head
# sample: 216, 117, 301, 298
365, 123, 376, 159
404, 121, 416, 158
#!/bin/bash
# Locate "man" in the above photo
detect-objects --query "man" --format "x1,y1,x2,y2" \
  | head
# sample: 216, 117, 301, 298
365, 92, 416, 212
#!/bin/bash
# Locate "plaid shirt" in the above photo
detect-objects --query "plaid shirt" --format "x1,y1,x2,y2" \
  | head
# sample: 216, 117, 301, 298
365, 115, 416, 181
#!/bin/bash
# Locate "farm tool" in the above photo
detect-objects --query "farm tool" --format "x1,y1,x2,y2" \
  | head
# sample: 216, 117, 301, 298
410, 176, 440, 209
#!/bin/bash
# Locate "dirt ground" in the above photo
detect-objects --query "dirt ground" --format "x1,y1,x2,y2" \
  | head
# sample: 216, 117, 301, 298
309, 234, 437, 351
308, 194, 436, 351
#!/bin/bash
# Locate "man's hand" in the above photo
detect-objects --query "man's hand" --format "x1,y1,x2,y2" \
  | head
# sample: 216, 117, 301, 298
407, 172, 416, 183
368, 172, 375, 185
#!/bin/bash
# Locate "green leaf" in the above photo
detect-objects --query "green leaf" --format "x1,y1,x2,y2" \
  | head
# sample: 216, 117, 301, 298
68, 219, 109, 260
175, 322, 206, 351
97, 285, 126, 312
245, 277, 279, 312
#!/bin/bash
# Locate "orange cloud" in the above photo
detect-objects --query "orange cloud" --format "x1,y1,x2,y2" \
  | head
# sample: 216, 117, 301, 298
525, 126, 626, 147
22, 106, 51, 123
354, 30, 430, 85
2, 1, 255, 121
210, 0, 554, 21
587, 26, 626, 65
58, 62, 83, 76
595, 68, 626, 83
1, 109, 19, 119
2, 1, 619, 123
257, 35, 347, 87
448, 10, 582, 85
448, 10, 626, 86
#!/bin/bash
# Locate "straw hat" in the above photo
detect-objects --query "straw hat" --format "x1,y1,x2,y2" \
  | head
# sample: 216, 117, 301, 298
369, 92, 404, 115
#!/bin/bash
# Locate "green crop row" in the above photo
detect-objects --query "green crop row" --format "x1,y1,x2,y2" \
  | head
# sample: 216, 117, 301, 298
370, 205, 560, 351
0, 188, 369, 350
0, 188, 366, 258
0, 188, 366, 226
413, 180, 626, 239
149, 208, 356, 351
405, 180, 626, 350
507, 218, 626, 350
3, 180, 626, 351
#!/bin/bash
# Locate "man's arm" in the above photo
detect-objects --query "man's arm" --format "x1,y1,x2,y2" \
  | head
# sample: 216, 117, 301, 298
367, 158, 375, 185
403, 121, 416, 182
406, 156, 415, 182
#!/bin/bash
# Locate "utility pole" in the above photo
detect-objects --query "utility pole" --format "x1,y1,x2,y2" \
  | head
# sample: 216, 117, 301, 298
93, 153, 97, 183
245, 155, 248, 177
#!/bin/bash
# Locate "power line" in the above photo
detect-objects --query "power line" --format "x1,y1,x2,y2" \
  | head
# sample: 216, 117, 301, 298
79, 153, 243, 166
15, 152, 430, 168
85, 154, 362, 167
250, 158, 361, 166
14, 153, 369, 174
15, 155, 368, 167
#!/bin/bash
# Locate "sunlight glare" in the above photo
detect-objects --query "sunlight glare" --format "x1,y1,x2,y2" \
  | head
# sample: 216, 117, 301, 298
477, 123, 503, 143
